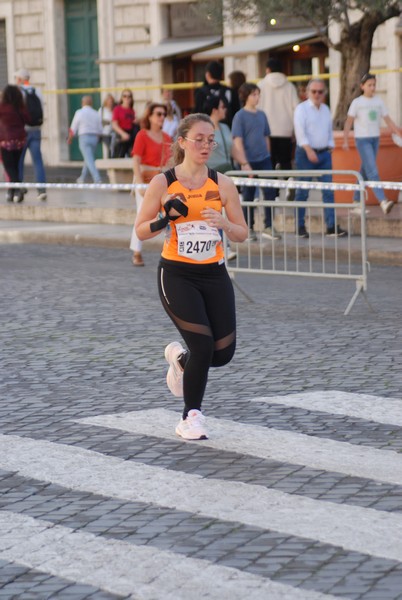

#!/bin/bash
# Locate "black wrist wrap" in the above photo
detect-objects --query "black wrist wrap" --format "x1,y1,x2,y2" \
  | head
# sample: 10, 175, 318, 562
150, 198, 188, 232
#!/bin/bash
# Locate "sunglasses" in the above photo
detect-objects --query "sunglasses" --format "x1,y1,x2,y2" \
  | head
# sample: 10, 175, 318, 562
154, 111, 166, 117
310, 89, 324, 95
122, 93, 132, 98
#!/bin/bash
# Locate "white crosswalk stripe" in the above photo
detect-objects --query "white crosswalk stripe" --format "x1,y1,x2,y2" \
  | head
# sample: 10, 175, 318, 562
251, 390, 402, 426
0, 511, 336, 600
77, 407, 402, 486
1, 430, 402, 562
1, 391, 402, 598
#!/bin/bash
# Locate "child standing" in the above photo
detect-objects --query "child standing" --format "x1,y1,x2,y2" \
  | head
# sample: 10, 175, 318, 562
231, 83, 279, 240
343, 73, 402, 215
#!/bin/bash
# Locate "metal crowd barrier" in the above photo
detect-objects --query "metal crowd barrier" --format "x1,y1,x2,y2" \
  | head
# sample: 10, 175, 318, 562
0, 182, 148, 192
224, 170, 368, 316
0, 170, 394, 315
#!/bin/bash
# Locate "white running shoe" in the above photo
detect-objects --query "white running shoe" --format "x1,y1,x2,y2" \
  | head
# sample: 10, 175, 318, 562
165, 341, 185, 397
351, 205, 370, 215
175, 409, 208, 440
380, 199, 394, 215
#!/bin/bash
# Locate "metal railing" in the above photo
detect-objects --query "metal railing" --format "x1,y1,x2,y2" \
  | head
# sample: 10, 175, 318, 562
224, 170, 368, 315
1, 170, 396, 314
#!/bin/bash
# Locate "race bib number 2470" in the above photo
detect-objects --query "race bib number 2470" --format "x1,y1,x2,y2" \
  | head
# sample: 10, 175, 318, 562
176, 220, 221, 261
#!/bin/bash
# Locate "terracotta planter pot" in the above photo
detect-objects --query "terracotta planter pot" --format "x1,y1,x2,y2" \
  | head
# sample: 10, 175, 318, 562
332, 130, 402, 204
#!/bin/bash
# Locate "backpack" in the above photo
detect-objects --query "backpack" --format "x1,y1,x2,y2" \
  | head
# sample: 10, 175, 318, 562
24, 88, 43, 126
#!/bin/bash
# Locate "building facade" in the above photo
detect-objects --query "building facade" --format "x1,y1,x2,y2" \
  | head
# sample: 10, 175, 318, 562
0, 0, 401, 166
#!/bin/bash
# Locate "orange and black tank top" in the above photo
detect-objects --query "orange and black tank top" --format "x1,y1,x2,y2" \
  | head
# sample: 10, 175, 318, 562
161, 167, 224, 265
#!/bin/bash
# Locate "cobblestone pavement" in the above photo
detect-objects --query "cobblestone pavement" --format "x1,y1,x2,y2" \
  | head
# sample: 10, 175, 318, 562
1, 243, 402, 599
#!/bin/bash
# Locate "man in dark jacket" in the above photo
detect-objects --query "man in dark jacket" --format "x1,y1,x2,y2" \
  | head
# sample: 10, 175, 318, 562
194, 61, 234, 127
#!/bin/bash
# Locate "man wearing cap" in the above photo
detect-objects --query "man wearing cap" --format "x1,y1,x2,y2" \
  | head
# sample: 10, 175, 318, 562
15, 68, 47, 201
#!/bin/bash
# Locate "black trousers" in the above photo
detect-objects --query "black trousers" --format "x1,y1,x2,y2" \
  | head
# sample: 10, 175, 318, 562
113, 138, 132, 158
112, 126, 139, 158
1, 147, 23, 198
1, 147, 23, 182
270, 137, 294, 198
158, 259, 236, 417
270, 137, 294, 171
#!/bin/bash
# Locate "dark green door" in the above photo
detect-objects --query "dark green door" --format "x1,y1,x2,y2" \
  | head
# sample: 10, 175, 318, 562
65, 0, 101, 160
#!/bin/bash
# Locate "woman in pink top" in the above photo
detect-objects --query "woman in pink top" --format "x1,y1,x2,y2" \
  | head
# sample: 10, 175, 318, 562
111, 89, 139, 158
130, 102, 172, 266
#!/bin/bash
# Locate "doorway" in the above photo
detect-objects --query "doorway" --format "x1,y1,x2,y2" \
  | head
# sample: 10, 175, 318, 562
65, 0, 101, 160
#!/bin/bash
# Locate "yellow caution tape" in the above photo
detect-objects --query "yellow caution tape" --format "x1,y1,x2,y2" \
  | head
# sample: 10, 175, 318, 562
42, 68, 402, 95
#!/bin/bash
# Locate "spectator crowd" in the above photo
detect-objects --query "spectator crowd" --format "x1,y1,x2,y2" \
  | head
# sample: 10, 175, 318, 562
1, 59, 400, 257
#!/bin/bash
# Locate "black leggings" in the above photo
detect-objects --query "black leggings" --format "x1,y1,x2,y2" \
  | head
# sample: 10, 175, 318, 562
1, 147, 23, 191
158, 259, 236, 417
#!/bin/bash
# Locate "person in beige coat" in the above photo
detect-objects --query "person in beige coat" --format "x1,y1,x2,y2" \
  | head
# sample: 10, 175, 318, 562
258, 57, 299, 199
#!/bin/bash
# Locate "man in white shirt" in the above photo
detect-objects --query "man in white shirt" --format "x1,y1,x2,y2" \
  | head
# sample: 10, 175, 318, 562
294, 79, 347, 238
67, 95, 103, 184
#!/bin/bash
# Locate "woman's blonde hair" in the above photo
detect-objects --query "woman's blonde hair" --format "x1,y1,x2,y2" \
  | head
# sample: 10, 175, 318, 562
172, 113, 214, 165
102, 93, 116, 109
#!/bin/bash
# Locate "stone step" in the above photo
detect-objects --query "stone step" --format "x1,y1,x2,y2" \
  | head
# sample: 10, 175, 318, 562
1, 201, 401, 238
1, 220, 401, 266
247, 203, 402, 238
0, 203, 134, 226
2, 174, 401, 238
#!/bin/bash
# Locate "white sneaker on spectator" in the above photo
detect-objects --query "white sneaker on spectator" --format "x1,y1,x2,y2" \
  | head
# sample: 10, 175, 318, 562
261, 227, 281, 240
285, 177, 295, 202
380, 199, 394, 215
351, 205, 370, 215
175, 409, 208, 440
246, 229, 258, 242
165, 341, 185, 397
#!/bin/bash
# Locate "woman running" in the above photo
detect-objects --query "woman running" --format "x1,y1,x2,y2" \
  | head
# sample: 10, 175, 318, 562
135, 113, 248, 440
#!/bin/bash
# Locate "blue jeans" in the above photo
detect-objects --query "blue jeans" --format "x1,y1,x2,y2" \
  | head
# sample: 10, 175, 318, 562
354, 137, 385, 202
294, 146, 335, 229
78, 134, 102, 183
19, 129, 46, 193
241, 156, 276, 228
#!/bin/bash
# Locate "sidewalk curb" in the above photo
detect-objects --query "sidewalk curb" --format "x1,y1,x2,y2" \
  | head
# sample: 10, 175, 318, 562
1, 226, 401, 266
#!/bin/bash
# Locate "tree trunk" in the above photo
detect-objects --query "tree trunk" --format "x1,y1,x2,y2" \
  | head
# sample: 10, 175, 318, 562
332, 9, 399, 130
332, 50, 369, 129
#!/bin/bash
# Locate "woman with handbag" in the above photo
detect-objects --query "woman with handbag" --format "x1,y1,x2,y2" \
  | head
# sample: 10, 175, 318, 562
111, 89, 139, 158
129, 102, 172, 266
0, 85, 29, 202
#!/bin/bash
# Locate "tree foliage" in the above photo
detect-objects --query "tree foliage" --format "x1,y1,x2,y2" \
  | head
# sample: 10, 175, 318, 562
199, 0, 402, 127
202, 1, 401, 48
